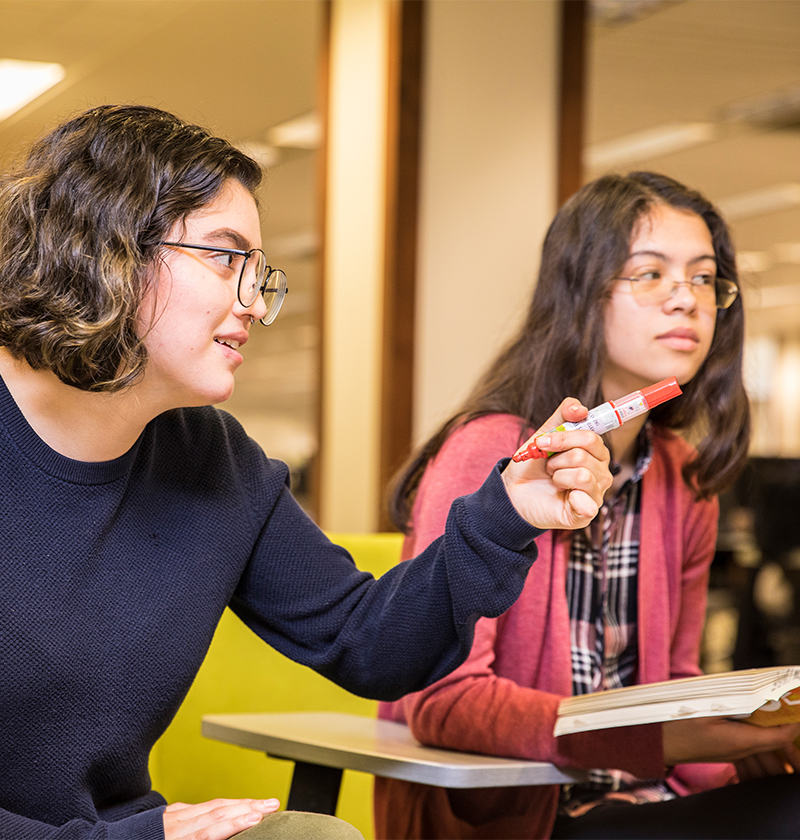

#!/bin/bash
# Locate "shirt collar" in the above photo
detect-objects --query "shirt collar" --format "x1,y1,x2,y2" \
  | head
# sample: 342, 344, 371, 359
610, 421, 654, 497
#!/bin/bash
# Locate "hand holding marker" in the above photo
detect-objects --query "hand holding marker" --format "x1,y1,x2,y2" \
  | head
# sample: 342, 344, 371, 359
513, 377, 683, 462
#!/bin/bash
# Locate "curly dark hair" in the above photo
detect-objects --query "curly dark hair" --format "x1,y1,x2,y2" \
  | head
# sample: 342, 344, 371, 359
0, 104, 262, 391
390, 171, 750, 529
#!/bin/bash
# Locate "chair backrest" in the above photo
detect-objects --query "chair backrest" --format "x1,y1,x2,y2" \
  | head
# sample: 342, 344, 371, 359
149, 532, 403, 838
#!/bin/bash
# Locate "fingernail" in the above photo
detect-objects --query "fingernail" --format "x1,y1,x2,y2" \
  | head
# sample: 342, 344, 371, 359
535, 436, 550, 448
259, 799, 280, 810
247, 811, 263, 823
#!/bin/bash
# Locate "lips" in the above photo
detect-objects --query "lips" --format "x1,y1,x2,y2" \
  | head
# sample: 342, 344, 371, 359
214, 329, 249, 351
213, 331, 249, 363
214, 338, 241, 350
656, 327, 700, 351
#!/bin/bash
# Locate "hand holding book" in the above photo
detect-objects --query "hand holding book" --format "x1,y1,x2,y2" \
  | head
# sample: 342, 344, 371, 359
555, 667, 800, 771
554, 667, 800, 736
662, 715, 800, 768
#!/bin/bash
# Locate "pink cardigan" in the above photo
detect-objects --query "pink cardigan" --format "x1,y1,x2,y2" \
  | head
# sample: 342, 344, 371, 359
375, 414, 735, 839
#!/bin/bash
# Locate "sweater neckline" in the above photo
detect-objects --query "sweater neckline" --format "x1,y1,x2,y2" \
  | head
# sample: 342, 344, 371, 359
0, 372, 143, 485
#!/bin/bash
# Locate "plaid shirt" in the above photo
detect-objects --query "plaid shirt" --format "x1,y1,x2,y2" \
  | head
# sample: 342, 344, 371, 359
560, 424, 676, 816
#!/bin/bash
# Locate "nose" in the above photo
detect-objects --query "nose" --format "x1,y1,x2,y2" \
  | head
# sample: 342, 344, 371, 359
663, 279, 700, 311
234, 291, 268, 325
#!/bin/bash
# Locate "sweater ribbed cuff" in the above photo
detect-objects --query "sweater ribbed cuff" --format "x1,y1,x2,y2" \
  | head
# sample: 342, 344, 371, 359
460, 458, 543, 552
106, 806, 165, 840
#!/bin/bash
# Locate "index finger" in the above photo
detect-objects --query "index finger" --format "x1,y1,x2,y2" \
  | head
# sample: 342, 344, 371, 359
513, 398, 591, 462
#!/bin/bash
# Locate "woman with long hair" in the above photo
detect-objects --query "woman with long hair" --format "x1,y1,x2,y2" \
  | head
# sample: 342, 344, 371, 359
376, 172, 800, 840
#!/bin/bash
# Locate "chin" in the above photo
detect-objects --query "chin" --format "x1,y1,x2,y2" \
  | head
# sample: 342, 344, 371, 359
671, 361, 707, 387
184, 379, 236, 408
210, 381, 236, 406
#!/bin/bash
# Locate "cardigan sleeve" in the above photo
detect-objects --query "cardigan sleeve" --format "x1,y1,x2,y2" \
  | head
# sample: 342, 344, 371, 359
387, 415, 665, 780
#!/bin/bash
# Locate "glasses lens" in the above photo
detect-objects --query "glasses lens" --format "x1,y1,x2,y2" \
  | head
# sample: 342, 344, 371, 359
627, 276, 725, 308
627, 276, 666, 305
715, 278, 738, 310
260, 268, 288, 326
238, 250, 268, 307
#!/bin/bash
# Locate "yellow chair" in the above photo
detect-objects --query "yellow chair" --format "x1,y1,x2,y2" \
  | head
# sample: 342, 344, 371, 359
149, 532, 403, 840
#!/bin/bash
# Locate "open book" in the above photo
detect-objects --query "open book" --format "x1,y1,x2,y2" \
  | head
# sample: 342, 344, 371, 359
554, 666, 800, 737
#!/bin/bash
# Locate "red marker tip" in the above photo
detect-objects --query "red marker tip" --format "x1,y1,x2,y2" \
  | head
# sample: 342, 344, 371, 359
513, 442, 547, 462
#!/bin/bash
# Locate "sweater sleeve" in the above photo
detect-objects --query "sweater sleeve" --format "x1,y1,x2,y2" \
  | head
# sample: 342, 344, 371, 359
230, 416, 543, 701
0, 806, 164, 840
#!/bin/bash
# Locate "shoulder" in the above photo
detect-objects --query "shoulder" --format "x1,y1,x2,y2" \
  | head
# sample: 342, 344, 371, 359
147, 406, 290, 500
646, 426, 717, 518
649, 426, 698, 475
419, 413, 528, 503
438, 414, 529, 462
153, 406, 261, 457
408, 413, 529, 552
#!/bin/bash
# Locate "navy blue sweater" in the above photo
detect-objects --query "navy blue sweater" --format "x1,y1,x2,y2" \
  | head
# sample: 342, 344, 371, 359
0, 374, 540, 839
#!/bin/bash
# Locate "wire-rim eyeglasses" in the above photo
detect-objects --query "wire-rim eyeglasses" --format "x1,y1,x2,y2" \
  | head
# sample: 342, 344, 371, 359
158, 241, 288, 325
614, 274, 739, 310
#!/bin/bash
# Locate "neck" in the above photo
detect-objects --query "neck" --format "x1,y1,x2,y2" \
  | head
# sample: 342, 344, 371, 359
604, 412, 648, 497
0, 350, 155, 462
600, 373, 652, 495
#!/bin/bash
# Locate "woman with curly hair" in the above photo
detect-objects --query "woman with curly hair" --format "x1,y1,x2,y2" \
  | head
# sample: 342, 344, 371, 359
0, 104, 611, 840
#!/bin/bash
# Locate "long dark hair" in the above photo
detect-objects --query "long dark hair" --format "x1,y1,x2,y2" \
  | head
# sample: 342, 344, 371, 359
390, 171, 749, 530
0, 104, 262, 392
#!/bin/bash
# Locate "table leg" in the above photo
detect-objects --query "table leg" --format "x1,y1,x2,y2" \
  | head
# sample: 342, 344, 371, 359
286, 761, 343, 815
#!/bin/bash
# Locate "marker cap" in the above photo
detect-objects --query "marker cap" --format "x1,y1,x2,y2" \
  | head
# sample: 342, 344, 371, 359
641, 376, 682, 409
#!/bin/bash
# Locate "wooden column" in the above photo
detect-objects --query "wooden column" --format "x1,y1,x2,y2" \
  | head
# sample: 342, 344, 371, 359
557, 0, 588, 206
379, 0, 424, 531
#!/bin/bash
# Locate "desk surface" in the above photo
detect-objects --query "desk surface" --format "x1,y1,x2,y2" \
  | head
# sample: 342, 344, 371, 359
202, 711, 586, 789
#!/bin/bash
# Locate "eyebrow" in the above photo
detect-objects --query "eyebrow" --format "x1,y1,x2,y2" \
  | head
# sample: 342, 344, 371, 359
628, 249, 717, 264
202, 227, 252, 252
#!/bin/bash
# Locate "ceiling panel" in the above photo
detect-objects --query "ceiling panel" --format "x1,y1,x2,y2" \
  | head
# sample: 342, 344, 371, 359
0, 0, 324, 470
587, 0, 800, 339
2, 0, 800, 466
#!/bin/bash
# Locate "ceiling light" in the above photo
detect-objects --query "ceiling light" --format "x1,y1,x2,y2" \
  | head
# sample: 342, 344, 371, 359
0, 58, 65, 121
726, 86, 800, 130
584, 122, 716, 170
716, 183, 800, 221
236, 140, 280, 170
591, 0, 679, 26
266, 112, 320, 150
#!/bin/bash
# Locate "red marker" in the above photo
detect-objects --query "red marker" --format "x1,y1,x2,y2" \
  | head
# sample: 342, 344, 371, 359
513, 377, 682, 462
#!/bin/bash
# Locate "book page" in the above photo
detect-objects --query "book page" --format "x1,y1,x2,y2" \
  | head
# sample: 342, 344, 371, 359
554, 667, 800, 736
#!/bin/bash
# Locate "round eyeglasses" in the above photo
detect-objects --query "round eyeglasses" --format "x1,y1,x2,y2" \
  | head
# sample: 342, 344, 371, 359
614, 272, 739, 310
158, 241, 288, 325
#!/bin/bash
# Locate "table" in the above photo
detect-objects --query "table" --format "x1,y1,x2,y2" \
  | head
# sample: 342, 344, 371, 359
202, 711, 587, 815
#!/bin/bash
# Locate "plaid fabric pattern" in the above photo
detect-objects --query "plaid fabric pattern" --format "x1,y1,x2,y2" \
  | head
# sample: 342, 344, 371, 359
560, 425, 676, 816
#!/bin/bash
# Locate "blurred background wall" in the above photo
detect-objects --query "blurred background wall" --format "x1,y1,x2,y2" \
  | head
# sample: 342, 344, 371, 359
2, 0, 800, 664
